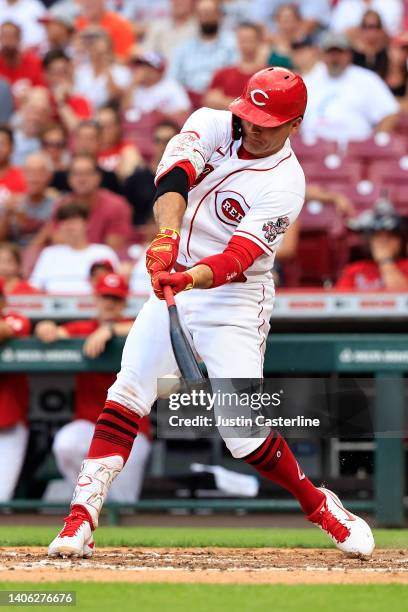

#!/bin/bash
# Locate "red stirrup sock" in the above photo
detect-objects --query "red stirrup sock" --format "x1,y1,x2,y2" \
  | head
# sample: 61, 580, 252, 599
87, 400, 140, 463
243, 432, 325, 515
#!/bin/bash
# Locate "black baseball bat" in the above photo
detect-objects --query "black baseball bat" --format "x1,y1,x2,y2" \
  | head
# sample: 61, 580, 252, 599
163, 285, 205, 383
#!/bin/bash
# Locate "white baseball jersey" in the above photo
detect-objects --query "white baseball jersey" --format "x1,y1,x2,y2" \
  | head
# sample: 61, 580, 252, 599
156, 107, 306, 284
108, 107, 306, 459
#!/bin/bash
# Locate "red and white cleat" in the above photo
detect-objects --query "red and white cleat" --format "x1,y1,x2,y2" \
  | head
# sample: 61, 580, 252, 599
48, 509, 95, 558
308, 487, 375, 558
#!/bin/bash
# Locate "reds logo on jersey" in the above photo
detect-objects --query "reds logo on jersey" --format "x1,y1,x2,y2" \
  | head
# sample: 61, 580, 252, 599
215, 191, 250, 227
262, 216, 290, 243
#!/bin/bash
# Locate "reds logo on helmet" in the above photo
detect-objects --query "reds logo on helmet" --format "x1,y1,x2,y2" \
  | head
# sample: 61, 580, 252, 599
262, 216, 290, 243
250, 89, 269, 107
215, 191, 250, 226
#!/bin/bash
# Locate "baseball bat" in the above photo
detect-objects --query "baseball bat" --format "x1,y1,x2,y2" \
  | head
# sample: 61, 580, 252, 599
163, 285, 205, 383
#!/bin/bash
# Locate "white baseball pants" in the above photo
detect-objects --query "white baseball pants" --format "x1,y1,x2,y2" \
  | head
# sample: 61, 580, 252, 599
107, 282, 274, 458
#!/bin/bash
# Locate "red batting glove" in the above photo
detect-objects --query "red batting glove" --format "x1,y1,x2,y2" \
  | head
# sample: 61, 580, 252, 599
152, 271, 194, 300
146, 228, 180, 279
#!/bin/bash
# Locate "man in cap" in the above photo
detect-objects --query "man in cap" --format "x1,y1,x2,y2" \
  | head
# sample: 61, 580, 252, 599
36, 272, 151, 505
49, 66, 375, 559
337, 201, 408, 289
302, 31, 400, 143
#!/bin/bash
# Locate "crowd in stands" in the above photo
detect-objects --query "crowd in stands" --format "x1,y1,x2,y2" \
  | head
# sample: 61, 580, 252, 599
1, 0, 408, 501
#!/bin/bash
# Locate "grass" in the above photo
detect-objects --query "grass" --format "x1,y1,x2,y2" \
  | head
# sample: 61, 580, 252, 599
0, 583, 407, 612
0, 526, 406, 549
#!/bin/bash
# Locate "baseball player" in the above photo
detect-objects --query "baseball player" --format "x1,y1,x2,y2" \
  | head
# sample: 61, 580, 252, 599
49, 67, 374, 558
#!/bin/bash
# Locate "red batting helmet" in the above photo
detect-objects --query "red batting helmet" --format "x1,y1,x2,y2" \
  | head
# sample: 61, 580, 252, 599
229, 67, 307, 128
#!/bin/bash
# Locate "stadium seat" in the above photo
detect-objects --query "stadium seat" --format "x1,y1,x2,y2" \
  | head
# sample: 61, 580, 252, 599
291, 136, 338, 162
297, 200, 348, 286
329, 181, 382, 212
303, 155, 363, 186
346, 134, 406, 164
368, 157, 408, 187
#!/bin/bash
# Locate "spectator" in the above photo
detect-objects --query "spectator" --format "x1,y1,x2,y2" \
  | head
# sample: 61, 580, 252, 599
30, 202, 119, 293
337, 203, 408, 290
75, 0, 136, 60
0, 152, 57, 247
12, 87, 51, 165
0, 78, 13, 123
385, 33, 408, 108
0, 277, 31, 501
73, 28, 132, 111
170, 0, 238, 107
43, 50, 92, 131
0, 0, 46, 49
351, 10, 389, 80
38, 4, 76, 56
123, 51, 191, 125
267, 3, 306, 69
330, 0, 403, 37
205, 22, 266, 110
290, 35, 320, 76
41, 123, 69, 172
89, 258, 114, 287
0, 22, 44, 105
302, 32, 400, 144
143, 0, 197, 63
55, 154, 131, 251
252, 0, 332, 35
123, 120, 179, 226
52, 121, 121, 194
0, 242, 39, 293
36, 272, 151, 503
0, 125, 25, 208
96, 105, 142, 180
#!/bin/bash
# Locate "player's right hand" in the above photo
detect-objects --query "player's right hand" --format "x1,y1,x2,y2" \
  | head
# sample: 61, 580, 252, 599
146, 227, 180, 278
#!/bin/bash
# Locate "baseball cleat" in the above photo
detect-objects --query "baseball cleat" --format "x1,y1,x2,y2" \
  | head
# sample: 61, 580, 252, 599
48, 509, 95, 558
307, 487, 375, 558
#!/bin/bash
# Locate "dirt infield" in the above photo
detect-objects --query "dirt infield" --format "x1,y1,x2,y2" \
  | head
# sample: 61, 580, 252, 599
0, 547, 407, 584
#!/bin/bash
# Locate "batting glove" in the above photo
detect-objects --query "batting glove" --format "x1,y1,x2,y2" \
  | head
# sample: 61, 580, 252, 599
146, 227, 180, 279
152, 271, 194, 300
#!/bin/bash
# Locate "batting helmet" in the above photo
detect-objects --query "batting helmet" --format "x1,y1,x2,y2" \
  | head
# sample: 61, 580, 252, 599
229, 67, 308, 128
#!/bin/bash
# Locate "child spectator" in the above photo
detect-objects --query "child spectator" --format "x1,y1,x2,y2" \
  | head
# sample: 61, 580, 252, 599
30, 202, 119, 294
36, 272, 151, 503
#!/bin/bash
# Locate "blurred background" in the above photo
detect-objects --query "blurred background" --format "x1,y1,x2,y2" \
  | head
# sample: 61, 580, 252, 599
0, 0, 407, 528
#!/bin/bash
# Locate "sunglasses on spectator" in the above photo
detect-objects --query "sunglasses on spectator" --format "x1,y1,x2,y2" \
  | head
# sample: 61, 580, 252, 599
362, 23, 381, 30
43, 140, 66, 149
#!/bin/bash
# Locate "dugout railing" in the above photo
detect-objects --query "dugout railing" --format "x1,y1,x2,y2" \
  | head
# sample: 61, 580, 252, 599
0, 334, 406, 527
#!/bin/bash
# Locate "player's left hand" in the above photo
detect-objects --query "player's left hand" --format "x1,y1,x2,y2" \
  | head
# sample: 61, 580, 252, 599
83, 326, 113, 359
152, 271, 194, 300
